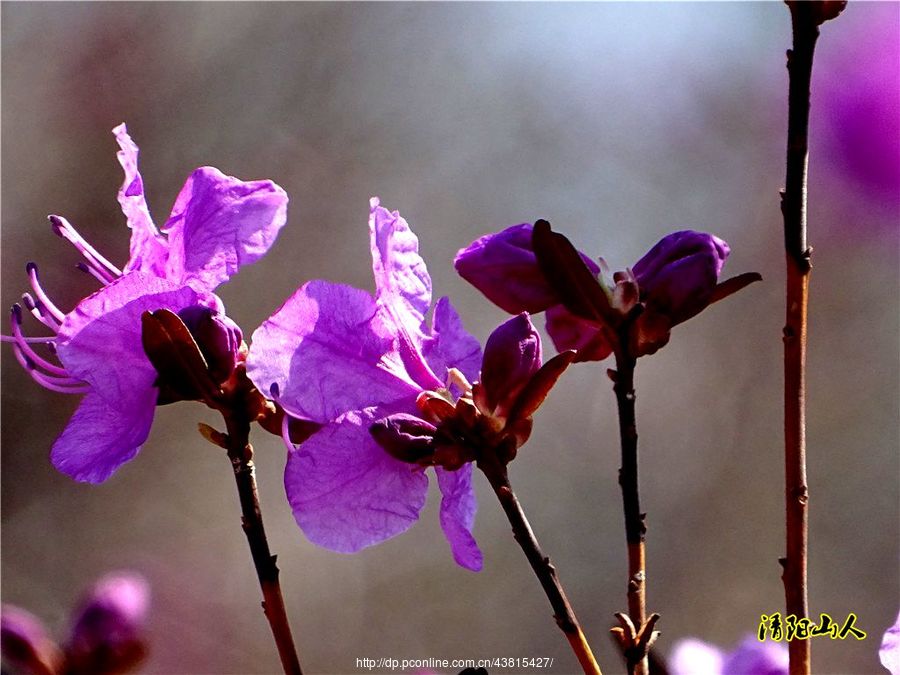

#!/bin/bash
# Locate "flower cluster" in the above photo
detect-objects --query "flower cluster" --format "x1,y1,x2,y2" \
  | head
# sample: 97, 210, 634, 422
456, 220, 760, 360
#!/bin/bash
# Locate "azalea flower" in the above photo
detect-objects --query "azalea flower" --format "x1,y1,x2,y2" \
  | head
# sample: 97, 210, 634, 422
7, 124, 287, 483
247, 198, 485, 570
669, 635, 788, 675
1, 572, 150, 675
456, 221, 759, 359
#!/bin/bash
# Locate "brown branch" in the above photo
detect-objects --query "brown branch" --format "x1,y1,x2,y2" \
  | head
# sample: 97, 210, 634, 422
478, 455, 603, 675
779, 0, 846, 669
612, 351, 649, 675
779, 4, 829, 675
221, 407, 303, 675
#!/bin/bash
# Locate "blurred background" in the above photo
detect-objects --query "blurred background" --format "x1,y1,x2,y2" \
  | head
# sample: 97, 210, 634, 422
2, 2, 897, 673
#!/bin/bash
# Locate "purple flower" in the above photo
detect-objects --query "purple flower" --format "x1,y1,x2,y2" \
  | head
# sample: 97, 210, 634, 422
456, 221, 759, 359
881, 611, 900, 675
247, 198, 484, 570
7, 124, 287, 483
670, 635, 788, 675
1, 572, 150, 675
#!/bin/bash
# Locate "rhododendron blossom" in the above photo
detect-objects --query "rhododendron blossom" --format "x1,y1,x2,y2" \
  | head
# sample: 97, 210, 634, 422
248, 198, 484, 570
8, 124, 287, 482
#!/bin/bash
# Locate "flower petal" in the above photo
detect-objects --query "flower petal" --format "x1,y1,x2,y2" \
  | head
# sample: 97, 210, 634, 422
435, 465, 482, 571
56, 273, 202, 411
246, 280, 419, 422
163, 167, 288, 292
369, 197, 432, 338
284, 407, 429, 553
423, 296, 482, 388
455, 223, 601, 314
545, 305, 613, 362
50, 390, 156, 483
113, 124, 169, 277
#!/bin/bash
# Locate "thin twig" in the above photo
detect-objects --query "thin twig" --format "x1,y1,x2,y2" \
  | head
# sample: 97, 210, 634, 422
612, 350, 648, 675
780, 4, 821, 674
222, 407, 303, 675
479, 455, 603, 675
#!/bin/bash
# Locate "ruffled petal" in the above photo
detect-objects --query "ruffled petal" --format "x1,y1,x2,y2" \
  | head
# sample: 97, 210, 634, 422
545, 304, 613, 362
246, 280, 419, 422
284, 407, 429, 553
113, 124, 169, 277
50, 390, 156, 483
423, 296, 482, 387
163, 167, 288, 292
435, 464, 482, 571
56, 272, 202, 411
369, 197, 432, 339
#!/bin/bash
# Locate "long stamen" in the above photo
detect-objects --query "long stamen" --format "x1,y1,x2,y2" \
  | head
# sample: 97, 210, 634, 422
26, 263, 66, 323
22, 293, 62, 331
11, 345, 89, 394
76, 261, 114, 285
49, 215, 122, 279
10, 305, 67, 376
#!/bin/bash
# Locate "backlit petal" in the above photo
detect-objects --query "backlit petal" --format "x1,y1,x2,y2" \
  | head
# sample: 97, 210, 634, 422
435, 465, 482, 571
50, 390, 156, 483
113, 124, 168, 277
284, 407, 429, 553
246, 280, 419, 422
163, 167, 288, 292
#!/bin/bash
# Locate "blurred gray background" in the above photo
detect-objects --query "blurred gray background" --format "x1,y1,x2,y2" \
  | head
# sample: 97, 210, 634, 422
2, 2, 897, 674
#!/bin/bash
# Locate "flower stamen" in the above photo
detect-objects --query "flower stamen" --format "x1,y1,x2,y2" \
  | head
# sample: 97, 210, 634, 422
25, 263, 66, 323
50, 215, 122, 282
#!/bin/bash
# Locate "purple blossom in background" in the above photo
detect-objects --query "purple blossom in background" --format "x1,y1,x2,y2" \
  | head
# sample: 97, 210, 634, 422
247, 198, 484, 570
7, 124, 287, 482
818, 3, 900, 206
669, 635, 788, 675
881, 611, 900, 675
1, 572, 150, 675
456, 222, 756, 359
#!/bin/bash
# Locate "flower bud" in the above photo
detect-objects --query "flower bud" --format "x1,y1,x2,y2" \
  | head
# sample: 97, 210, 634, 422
370, 413, 437, 464
480, 313, 542, 415
177, 306, 243, 383
632, 230, 729, 326
1, 605, 61, 675
65, 572, 149, 675
455, 224, 599, 314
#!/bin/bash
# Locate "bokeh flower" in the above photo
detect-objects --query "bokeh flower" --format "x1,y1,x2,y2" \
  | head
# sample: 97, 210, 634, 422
6, 124, 287, 482
1, 572, 150, 675
669, 635, 788, 675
